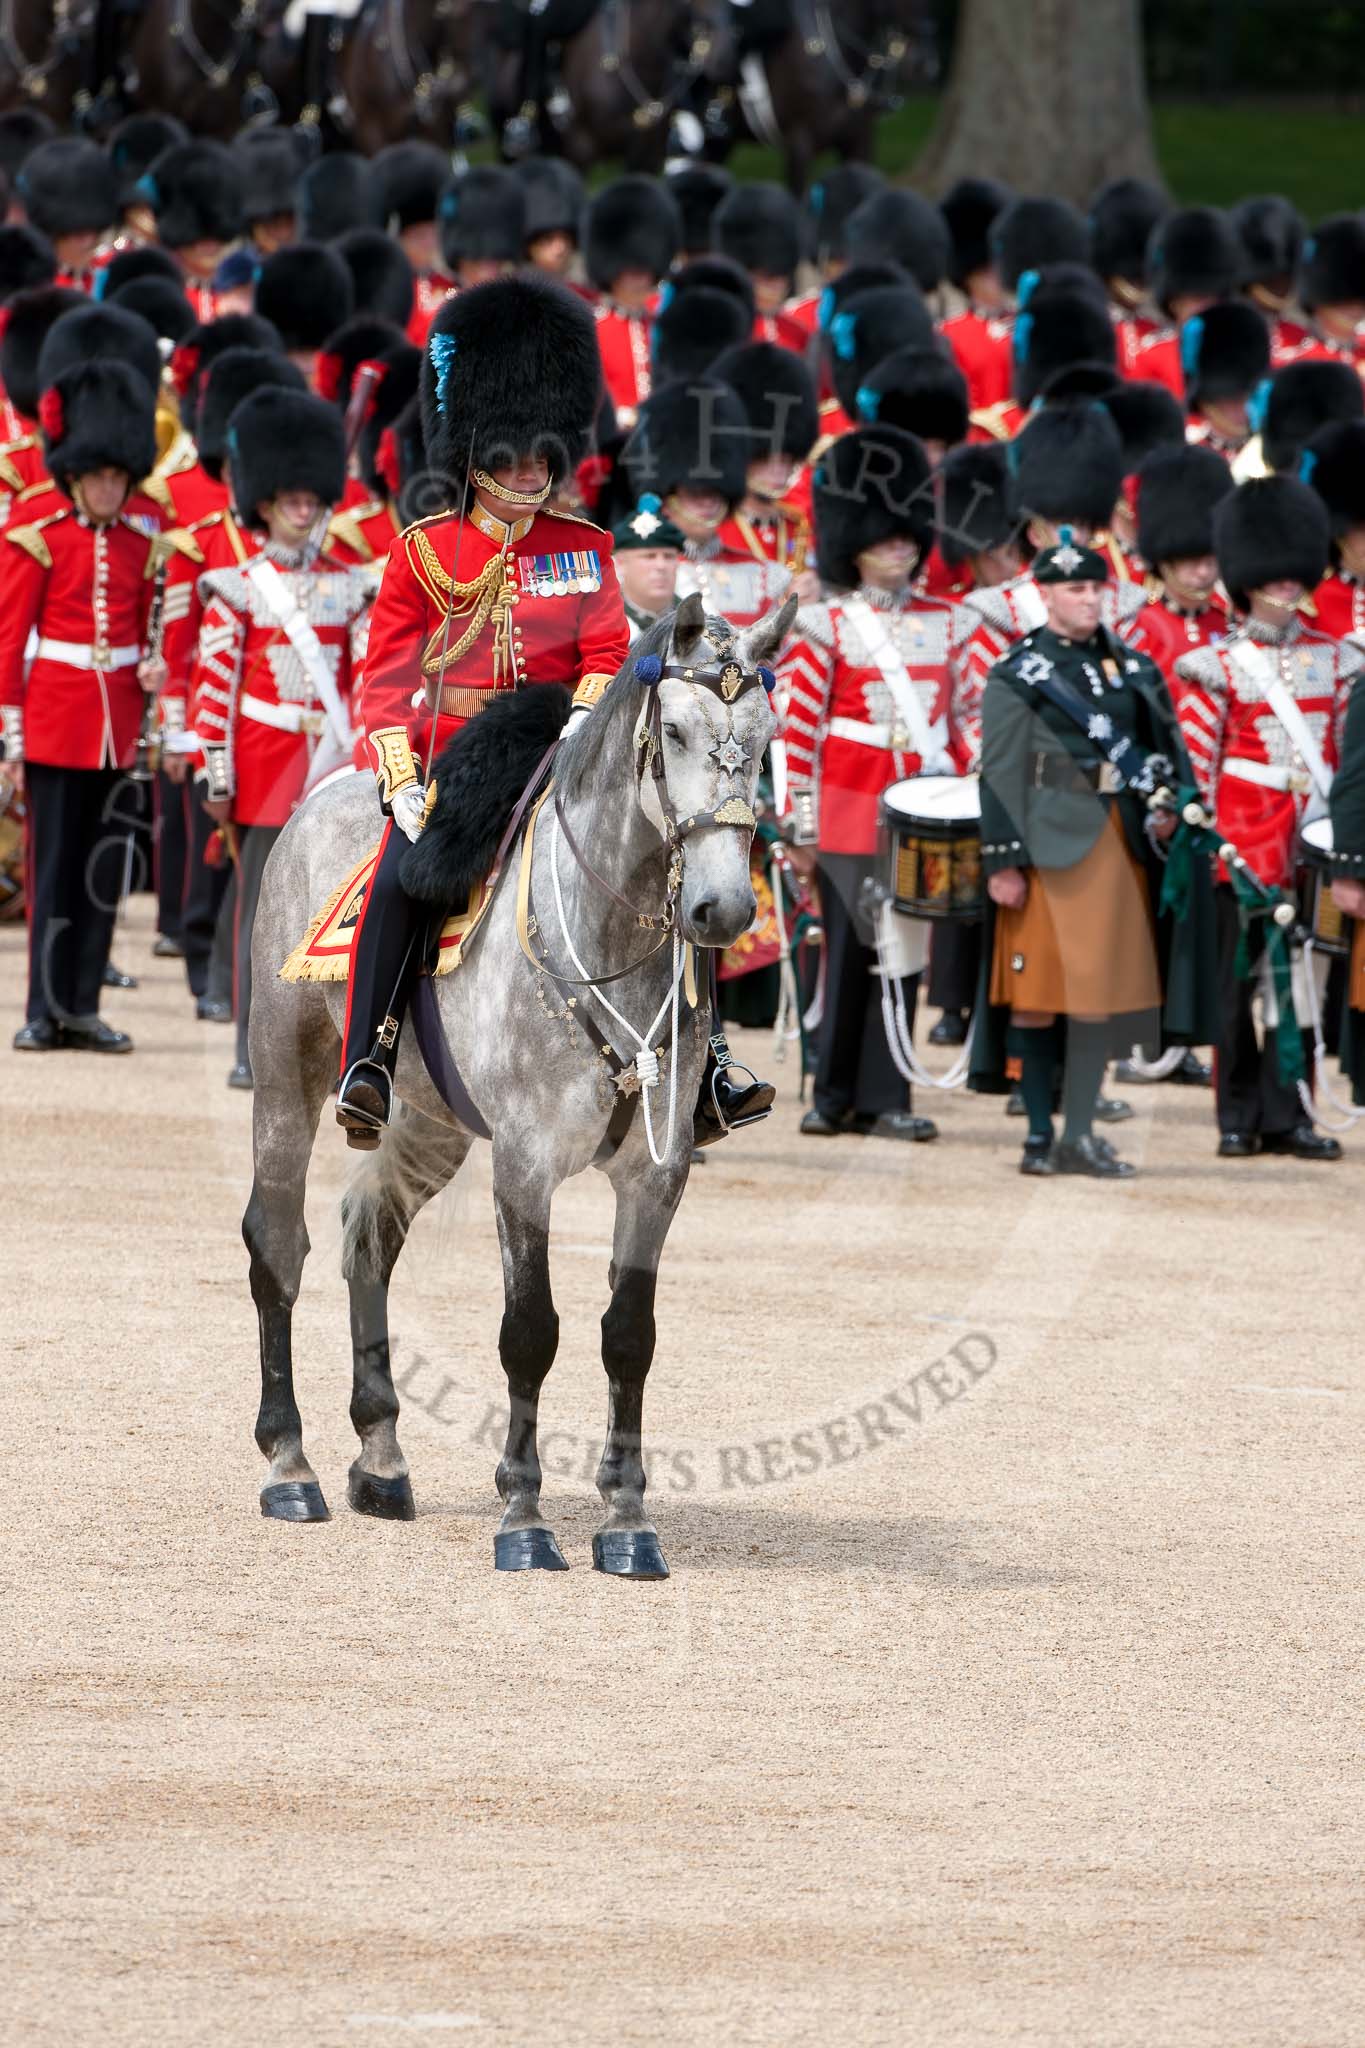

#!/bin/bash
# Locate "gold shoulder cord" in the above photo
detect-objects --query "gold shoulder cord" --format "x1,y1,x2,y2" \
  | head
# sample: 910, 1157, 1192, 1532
410, 527, 517, 682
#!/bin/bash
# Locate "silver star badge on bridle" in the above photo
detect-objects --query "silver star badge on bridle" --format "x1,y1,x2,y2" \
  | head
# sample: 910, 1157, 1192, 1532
710, 732, 751, 776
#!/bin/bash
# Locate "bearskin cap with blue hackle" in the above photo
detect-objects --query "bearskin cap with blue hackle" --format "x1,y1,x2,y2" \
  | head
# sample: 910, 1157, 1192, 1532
420, 272, 601, 485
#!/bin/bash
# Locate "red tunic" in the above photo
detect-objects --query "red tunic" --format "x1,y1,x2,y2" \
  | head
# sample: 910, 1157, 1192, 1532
0, 427, 45, 527
406, 269, 455, 348
778, 590, 968, 854
751, 308, 810, 356
358, 502, 628, 769
1130, 592, 1228, 694
941, 309, 1013, 414
715, 503, 811, 574
0, 505, 155, 769
324, 494, 402, 569
1116, 319, 1183, 397
783, 292, 821, 340
1311, 569, 1365, 645
158, 498, 249, 733
593, 302, 654, 424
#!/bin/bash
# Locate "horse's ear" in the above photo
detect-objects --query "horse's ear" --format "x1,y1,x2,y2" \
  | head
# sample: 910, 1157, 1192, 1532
671, 589, 707, 660
741, 591, 799, 667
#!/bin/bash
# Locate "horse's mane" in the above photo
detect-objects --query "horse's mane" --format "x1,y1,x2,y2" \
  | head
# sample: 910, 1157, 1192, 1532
555, 604, 737, 803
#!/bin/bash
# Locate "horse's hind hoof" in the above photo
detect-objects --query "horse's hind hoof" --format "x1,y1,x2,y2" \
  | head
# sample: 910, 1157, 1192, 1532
494, 1527, 569, 1571
347, 1466, 416, 1521
260, 1481, 330, 1523
592, 1529, 669, 1579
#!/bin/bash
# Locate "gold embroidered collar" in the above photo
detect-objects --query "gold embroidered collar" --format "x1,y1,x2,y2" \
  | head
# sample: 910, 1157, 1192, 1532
470, 500, 535, 547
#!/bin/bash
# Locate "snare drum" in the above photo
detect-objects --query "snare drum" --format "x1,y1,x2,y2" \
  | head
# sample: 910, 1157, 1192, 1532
879, 774, 983, 920
1299, 816, 1350, 958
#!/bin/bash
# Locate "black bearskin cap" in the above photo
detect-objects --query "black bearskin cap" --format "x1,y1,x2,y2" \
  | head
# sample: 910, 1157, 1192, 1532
813, 424, 935, 588
1214, 474, 1329, 609
623, 380, 750, 510
807, 163, 886, 267
992, 196, 1089, 292
1136, 443, 1235, 566
937, 443, 1015, 567
420, 272, 601, 484
170, 310, 284, 415
17, 139, 114, 240
438, 164, 525, 269
939, 175, 1011, 287
584, 175, 680, 291
97, 244, 181, 299
828, 283, 935, 418
0, 223, 53, 303
357, 341, 422, 494
1234, 195, 1304, 294
651, 285, 749, 387
711, 339, 819, 462
38, 302, 160, 403
315, 314, 408, 410
108, 276, 195, 345
1011, 402, 1124, 532
1301, 214, 1365, 312
1088, 177, 1168, 290
234, 127, 308, 226
196, 347, 307, 482
109, 112, 187, 209
140, 140, 244, 249
1147, 206, 1241, 316
854, 345, 968, 449
1100, 379, 1186, 472
0, 283, 83, 418
1301, 419, 1365, 537
227, 386, 345, 528
0, 108, 55, 184
842, 187, 950, 293
665, 161, 732, 257
372, 140, 448, 231
298, 150, 383, 241
1013, 288, 1117, 407
41, 359, 156, 491
661, 255, 755, 327
255, 242, 355, 352
1181, 299, 1270, 405
514, 154, 585, 244
713, 180, 804, 283
1261, 358, 1365, 474
336, 226, 414, 329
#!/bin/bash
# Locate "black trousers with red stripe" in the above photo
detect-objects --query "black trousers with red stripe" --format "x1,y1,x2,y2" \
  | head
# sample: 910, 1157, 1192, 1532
340, 820, 423, 1074
23, 763, 128, 1025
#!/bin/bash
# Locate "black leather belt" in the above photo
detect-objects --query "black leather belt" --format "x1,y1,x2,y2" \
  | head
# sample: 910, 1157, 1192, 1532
1031, 753, 1120, 794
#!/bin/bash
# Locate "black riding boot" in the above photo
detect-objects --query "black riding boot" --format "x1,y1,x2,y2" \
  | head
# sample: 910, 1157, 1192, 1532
297, 9, 339, 131
75, 0, 132, 132
693, 1023, 776, 1147
336, 828, 423, 1148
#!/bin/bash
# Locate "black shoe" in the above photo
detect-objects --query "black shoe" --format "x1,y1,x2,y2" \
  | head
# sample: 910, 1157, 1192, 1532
1054, 1133, 1136, 1179
62, 1018, 132, 1054
928, 1012, 966, 1047
853, 1110, 939, 1142
196, 995, 233, 1022
1262, 1124, 1343, 1161
103, 962, 137, 990
799, 1108, 851, 1136
12, 1019, 60, 1051
694, 1061, 775, 1147
227, 1062, 254, 1091
1217, 1132, 1260, 1158
1093, 1092, 1134, 1124
152, 934, 185, 959
1172, 1051, 1213, 1087
336, 1058, 392, 1146
1005, 1086, 1027, 1117
1019, 1133, 1055, 1176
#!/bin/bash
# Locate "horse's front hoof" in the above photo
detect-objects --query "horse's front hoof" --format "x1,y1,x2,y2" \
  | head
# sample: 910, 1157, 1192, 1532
592, 1528, 669, 1579
260, 1480, 330, 1523
347, 1466, 416, 1521
494, 1526, 570, 1572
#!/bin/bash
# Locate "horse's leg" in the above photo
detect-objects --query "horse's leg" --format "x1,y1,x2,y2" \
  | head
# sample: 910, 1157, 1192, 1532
591, 1161, 687, 1579
341, 1103, 472, 1519
244, 1009, 335, 1522
490, 1160, 568, 1570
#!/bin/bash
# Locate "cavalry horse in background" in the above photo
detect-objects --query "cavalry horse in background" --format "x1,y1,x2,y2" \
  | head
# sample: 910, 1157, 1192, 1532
128, 0, 298, 137
0, 0, 98, 126
244, 592, 793, 1578
339, 0, 484, 155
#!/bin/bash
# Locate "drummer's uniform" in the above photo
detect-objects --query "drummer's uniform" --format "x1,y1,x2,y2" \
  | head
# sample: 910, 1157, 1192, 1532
1131, 587, 1229, 695
779, 588, 965, 1124
339, 498, 628, 1077
1174, 616, 1362, 1140
190, 539, 376, 1071
407, 268, 456, 348
957, 570, 1147, 763
593, 301, 653, 426
1327, 675, 1365, 1094
715, 502, 811, 577
676, 538, 791, 632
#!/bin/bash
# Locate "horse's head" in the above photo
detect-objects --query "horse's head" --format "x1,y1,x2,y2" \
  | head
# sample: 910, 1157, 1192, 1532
636, 589, 795, 948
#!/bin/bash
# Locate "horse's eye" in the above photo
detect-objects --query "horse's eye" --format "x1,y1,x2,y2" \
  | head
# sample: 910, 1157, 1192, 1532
662, 723, 683, 744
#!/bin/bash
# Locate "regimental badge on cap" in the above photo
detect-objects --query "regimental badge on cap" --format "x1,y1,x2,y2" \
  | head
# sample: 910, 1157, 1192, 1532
518, 549, 603, 599
1051, 541, 1085, 575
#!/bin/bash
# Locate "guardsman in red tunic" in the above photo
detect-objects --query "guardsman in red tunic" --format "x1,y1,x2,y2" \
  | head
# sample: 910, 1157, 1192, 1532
934, 445, 1022, 606
1180, 300, 1271, 463
7, 301, 171, 536
1233, 195, 1310, 361
516, 155, 587, 284
708, 341, 818, 582
582, 176, 680, 428
778, 425, 966, 1142
1272, 216, 1365, 374
191, 388, 376, 1087
1240, 358, 1365, 484
436, 163, 524, 294
711, 183, 809, 356
1119, 207, 1243, 400
1089, 176, 1167, 337
1129, 445, 1233, 690
943, 197, 1088, 420
254, 241, 356, 386
1175, 477, 1361, 1160
784, 163, 887, 339
937, 174, 1011, 319
844, 345, 973, 602
0, 222, 56, 420
372, 141, 456, 348
0, 283, 83, 521
15, 139, 113, 294
132, 140, 246, 324
314, 330, 420, 567
1302, 419, 1365, 649
0, 362, 159, 1053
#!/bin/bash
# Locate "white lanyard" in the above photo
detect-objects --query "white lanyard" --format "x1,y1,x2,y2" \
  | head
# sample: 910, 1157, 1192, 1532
246, 558, 351, 750
842, 596, 951, 770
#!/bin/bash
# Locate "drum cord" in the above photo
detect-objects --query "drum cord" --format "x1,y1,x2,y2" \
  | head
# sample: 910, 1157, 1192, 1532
1115, 1044, 1189, 1081
878, 965, 975, 1093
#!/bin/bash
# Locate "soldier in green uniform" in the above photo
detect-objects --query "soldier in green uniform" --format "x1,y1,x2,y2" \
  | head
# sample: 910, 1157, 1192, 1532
1328, 678, 1365, 1103
971, 538, 1218, 1176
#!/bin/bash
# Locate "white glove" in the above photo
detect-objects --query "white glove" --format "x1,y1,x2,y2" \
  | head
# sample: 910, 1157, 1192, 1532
390, 782, 428, 844
564, 703, 592, 735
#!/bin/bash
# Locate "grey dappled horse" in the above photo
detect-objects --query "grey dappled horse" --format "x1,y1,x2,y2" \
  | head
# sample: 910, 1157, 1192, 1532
244, 591, 793, 1577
